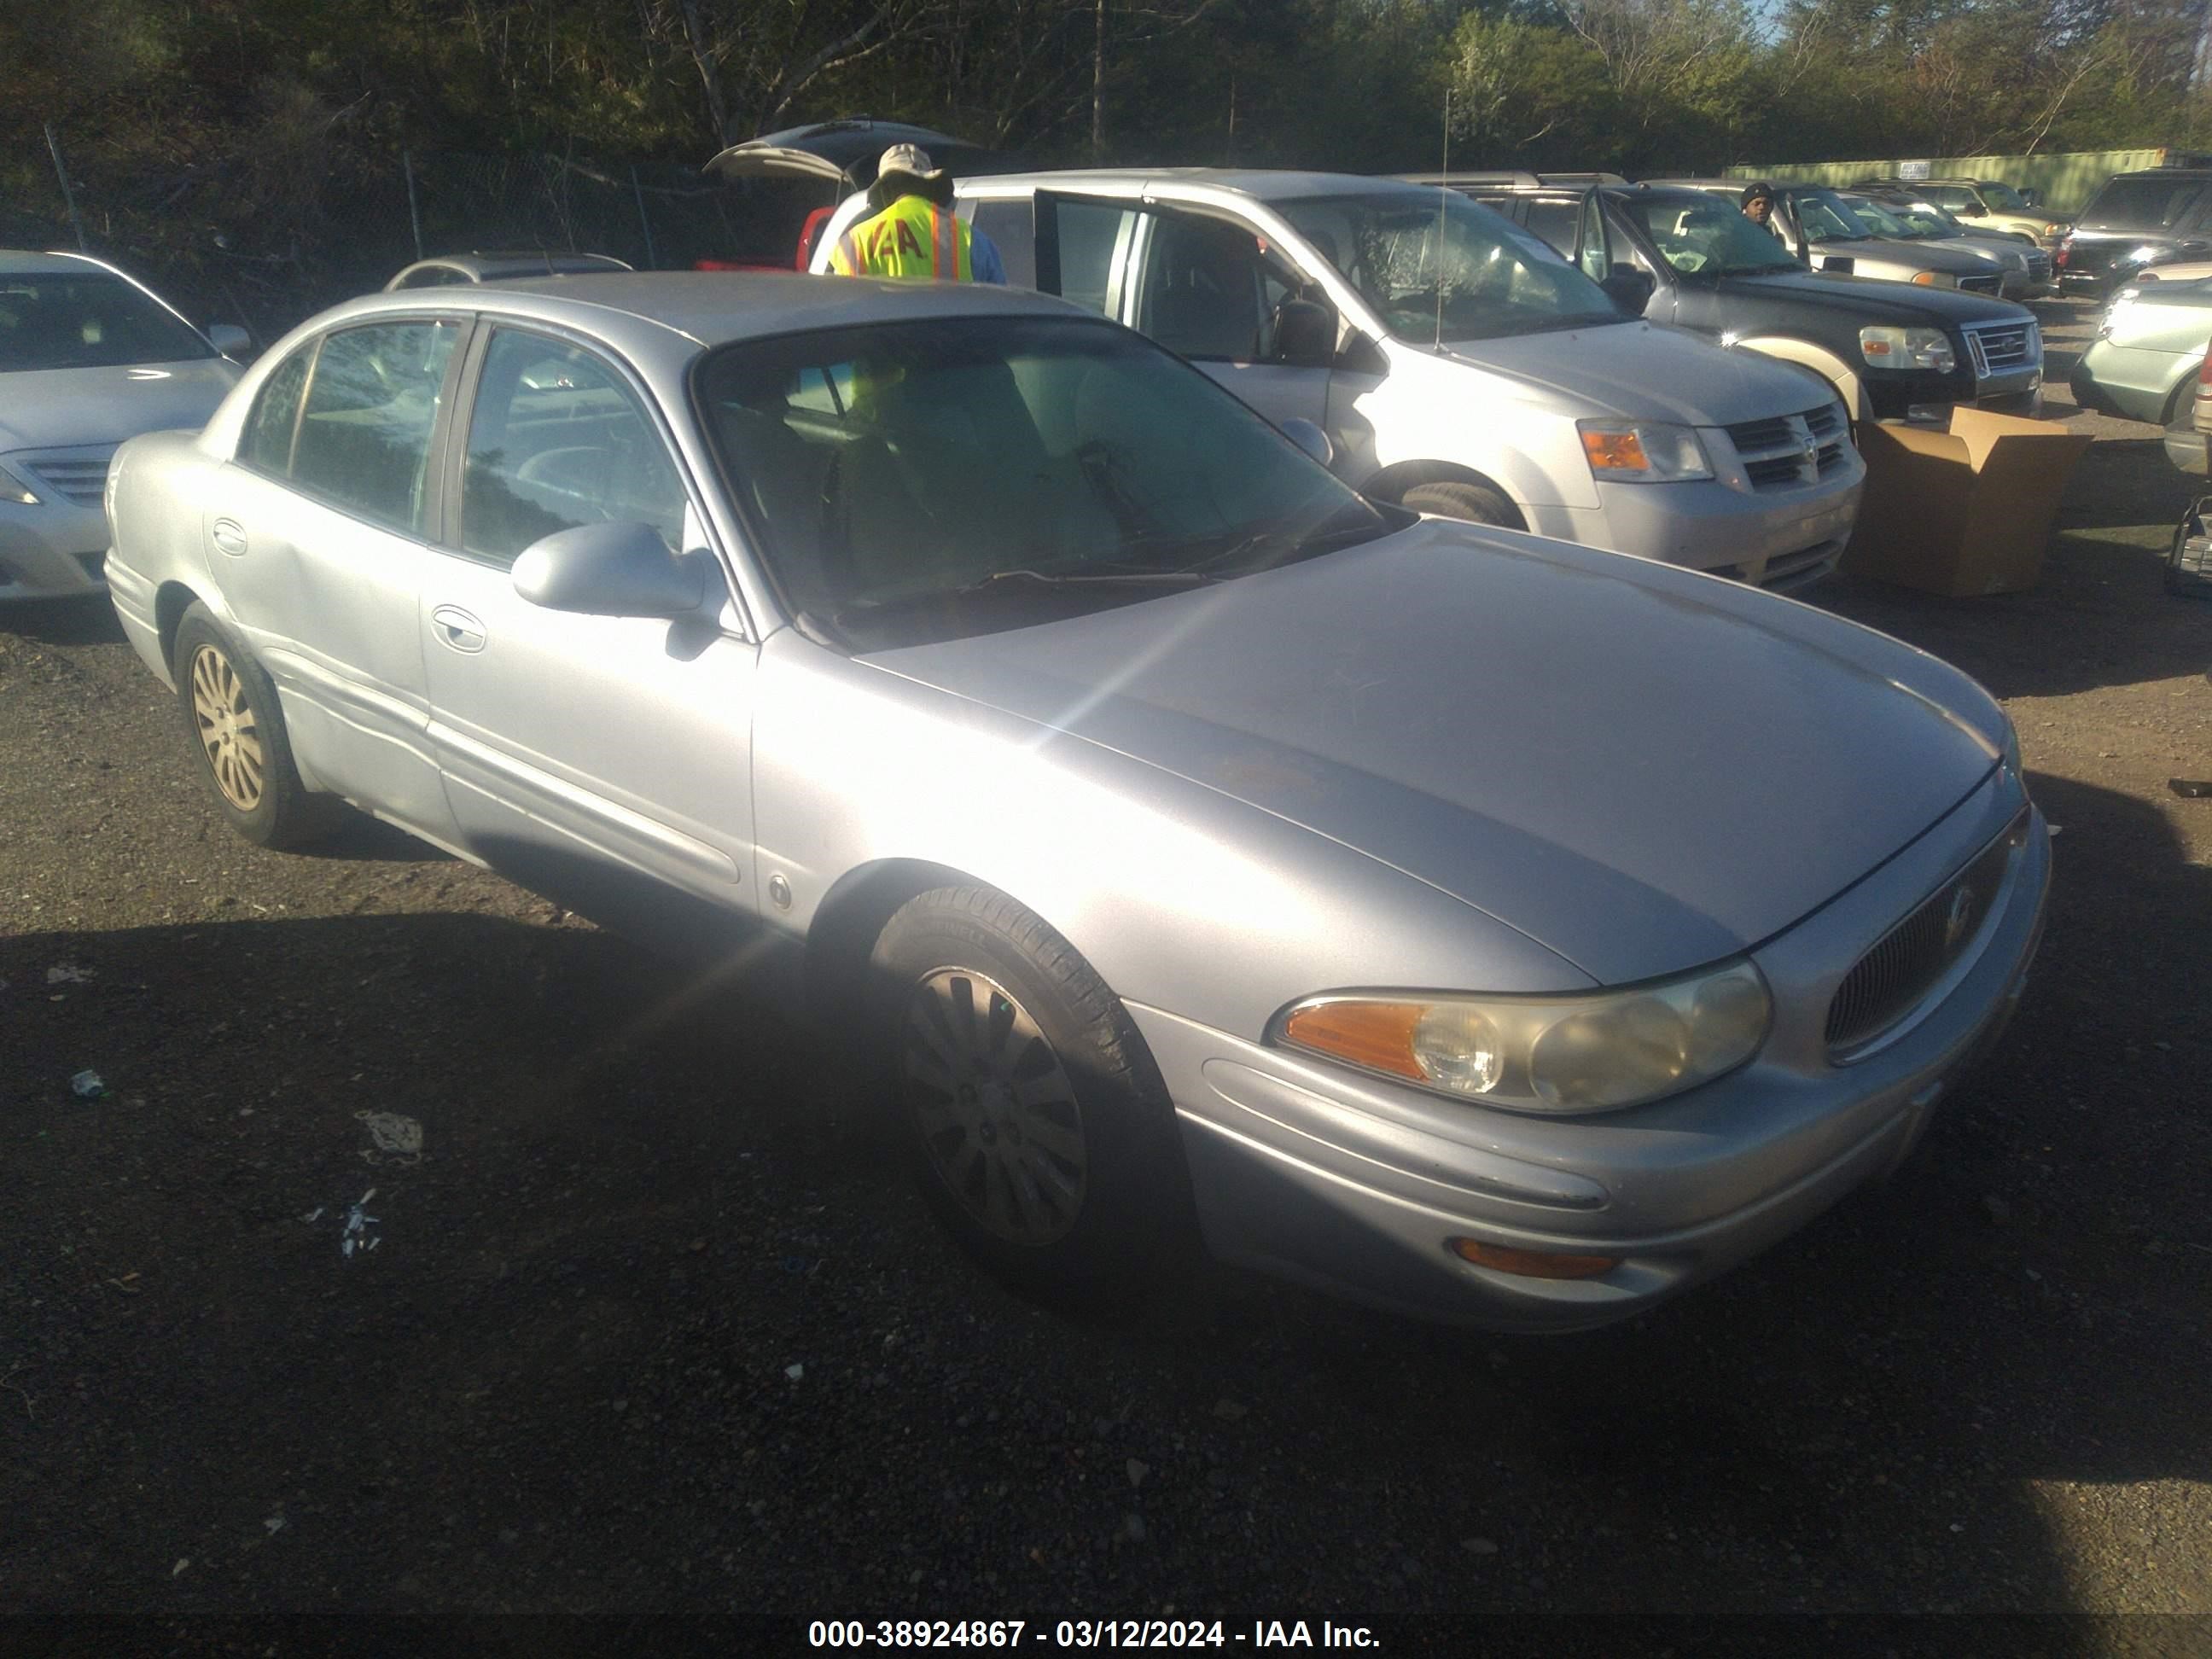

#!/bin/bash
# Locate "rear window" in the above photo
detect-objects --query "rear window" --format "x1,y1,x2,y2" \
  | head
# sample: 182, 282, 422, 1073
0, 272, 214, 372
2082, 177, 2207, 230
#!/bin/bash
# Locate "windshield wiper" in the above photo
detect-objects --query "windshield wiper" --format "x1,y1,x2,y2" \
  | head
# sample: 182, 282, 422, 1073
830, 566, 1217, 626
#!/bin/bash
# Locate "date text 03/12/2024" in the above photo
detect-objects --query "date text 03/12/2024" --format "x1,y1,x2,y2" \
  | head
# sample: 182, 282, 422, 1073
806, 1621, 1380, 1649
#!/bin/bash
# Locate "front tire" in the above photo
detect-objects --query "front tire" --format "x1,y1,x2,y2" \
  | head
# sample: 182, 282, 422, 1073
171, 602, 341, 849
1399, 479, 1524, 529
868, 887, 1194, 1303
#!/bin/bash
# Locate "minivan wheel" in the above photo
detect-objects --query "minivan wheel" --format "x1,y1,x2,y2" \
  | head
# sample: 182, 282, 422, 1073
1399, 480, 1524, 529
868, 887, 1194, 1302
171, 602, 341, 849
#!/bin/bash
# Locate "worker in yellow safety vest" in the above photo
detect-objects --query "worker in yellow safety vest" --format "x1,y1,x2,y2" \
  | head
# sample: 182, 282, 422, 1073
827, 144, 1007, 284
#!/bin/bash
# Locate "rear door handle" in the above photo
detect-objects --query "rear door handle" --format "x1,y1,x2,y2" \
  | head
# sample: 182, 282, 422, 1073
211, 518, 247, 557
431, 605, 486, 654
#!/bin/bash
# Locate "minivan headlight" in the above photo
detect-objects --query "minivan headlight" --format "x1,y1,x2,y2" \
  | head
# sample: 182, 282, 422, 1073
0, 462, 43, 505
1576, 420, 1713, 483
1273, 961, 1772, 1116
1860, 326, 1956, 373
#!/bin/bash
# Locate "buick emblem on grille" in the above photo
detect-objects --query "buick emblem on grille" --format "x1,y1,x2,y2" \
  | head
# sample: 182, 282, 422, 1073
1943, 884, 1976, 951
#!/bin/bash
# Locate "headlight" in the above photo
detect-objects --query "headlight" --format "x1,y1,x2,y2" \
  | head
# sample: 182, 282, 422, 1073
2041, 222, 2065, 239
1272, 960, 1773, 1116
1911, 270, 1959, 288
0, 461, 42, 505
1576, 420, 1713, 482
1860, 326, 1957, 373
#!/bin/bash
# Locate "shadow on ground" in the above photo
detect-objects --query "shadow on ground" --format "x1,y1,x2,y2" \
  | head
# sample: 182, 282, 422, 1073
3, 765, 2206, 1622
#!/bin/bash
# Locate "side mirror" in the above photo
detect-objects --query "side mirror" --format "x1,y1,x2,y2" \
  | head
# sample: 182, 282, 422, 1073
1601, 264, 1656, 314
2020, 189, 2042, 209
1272, 298, 1338, 368
513, 521, 713, 619
207, 323, 252, 357
1958, 202, 1986, 218
1278, 417, 1333, 469
1819, 255, 1856, 275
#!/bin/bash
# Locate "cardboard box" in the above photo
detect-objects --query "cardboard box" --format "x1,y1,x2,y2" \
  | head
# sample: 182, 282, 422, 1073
1839, 407, 2093, 597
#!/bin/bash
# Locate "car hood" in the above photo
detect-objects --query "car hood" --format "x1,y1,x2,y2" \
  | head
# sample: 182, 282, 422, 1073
863, 524, 2003, 985
1433, 321, 1830, 426
1715, 268, 2028, 326
0, 357, 241, 453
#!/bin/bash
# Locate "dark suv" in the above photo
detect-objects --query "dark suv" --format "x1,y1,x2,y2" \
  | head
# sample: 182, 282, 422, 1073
2058, 169, 2212, 297
1436, 174, 2044, 423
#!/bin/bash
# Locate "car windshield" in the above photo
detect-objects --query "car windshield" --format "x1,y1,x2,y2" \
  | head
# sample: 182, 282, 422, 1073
1977, 183, 2029, 211
1843, 195, 1926, 239
2084, 177, 2205, 228
0, 272, 214, 372
1791, 189, 1873, 244
1274, 190, 1624, 344
1623, 193, 1802, 277
697, 316, 1395, 648
1887, 200, 1965, 236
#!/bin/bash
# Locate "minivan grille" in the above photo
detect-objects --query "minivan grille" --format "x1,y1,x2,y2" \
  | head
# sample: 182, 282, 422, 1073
19, 446, 118, 509
1826, 813, 2027, 1056
1963, 321, 2038, 378
1725, 404, 1849, 492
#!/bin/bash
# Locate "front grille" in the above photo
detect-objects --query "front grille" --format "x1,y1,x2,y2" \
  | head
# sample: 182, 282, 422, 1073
1958, 272, 2004, 295
19, 445, 118, 509
1725, 405, 1851, 492
2025, 252, 2053, 282
1963, 321, 2038, 378
1826, 814, 2027, 1055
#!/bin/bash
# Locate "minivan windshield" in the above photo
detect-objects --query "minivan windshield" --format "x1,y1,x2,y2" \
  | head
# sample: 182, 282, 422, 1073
1274, 190, 1625, 344
1791, 189, 1874, 244
698, 316, 1395, 648
1623, 193, 1803, 277
0, 272, 215, 372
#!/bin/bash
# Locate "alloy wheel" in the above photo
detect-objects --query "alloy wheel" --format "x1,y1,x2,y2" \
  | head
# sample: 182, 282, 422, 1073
189, 643, 265, 812
900, 967, 1088, 1245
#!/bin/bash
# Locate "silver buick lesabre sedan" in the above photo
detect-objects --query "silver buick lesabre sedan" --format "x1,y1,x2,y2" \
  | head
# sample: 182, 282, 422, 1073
105, 273, 2049, 1330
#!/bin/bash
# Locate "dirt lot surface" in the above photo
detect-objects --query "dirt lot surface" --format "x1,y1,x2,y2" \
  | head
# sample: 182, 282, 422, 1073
3, 300, 2210, 1641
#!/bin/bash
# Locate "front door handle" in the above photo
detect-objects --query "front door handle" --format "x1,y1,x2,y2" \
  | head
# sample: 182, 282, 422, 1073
211, 518, 247, 557
430, 605, 486, 654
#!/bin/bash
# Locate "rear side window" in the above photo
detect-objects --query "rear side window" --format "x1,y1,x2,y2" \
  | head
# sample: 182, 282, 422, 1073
1048, 201, 1132, 315
1522, 198, 1580, 256
289, 321, 461, 536
969, 199, 1035, 288
457, 329, 687, 567
239, 349, 310, 474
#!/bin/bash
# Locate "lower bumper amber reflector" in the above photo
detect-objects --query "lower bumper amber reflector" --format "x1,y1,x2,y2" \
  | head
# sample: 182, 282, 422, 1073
1450, 1238, 1619, 1280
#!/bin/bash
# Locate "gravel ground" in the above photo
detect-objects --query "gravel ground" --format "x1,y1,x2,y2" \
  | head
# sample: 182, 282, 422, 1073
3, 300, 2209, 1639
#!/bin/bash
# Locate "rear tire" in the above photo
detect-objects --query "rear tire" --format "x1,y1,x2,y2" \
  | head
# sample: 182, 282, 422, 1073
867, 886, 1195, 1305
1400, 479, 1524, 529
171, 602, 343, 849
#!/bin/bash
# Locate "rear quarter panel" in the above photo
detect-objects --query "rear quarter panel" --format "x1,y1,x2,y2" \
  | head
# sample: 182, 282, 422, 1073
105, 430, 227, 685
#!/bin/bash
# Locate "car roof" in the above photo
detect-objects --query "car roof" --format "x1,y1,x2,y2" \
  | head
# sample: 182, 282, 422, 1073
0, 248, 134, 277
958, 167, 1451, 206
333, 270, 1086, 353
387, 252, 632, 285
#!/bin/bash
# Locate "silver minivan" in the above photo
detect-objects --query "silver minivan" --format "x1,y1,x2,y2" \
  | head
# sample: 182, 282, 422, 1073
953, 171, 1866, 591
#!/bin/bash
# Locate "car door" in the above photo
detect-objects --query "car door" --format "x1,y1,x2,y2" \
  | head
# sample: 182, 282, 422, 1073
419, 323, 760, 955
209, 317, 466, 840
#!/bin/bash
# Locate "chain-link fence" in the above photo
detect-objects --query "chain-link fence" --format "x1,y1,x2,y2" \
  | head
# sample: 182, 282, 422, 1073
6, 130, 834, 350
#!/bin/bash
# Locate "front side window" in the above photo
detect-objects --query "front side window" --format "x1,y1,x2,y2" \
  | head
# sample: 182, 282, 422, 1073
1277, 189, 1621, 344
1137, 215, 1270, 362
1791, 189, 1872, 244
1625, 194, 1801, 278
1577, 195, 1610, 282
459, 330, 687, 567
0, 271, 213, 372
288, 320, 460, 535
697, 316, 1389, 646
1977, 183, 2029, 212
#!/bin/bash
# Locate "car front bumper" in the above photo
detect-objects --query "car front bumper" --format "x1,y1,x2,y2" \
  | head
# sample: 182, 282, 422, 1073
1137, 772, 2048, 1332
1550, 455, 1865, 591
0, 498, 111, 602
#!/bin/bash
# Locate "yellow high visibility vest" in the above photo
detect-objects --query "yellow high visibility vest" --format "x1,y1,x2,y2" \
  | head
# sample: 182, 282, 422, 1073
830, 194, 976, 282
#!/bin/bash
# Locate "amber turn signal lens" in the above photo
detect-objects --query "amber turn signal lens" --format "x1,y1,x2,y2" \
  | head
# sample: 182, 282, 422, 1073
1280, 1001, 1427, 1080
1579, 428, 1650, 473
1450, 1238, 1619, 1280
